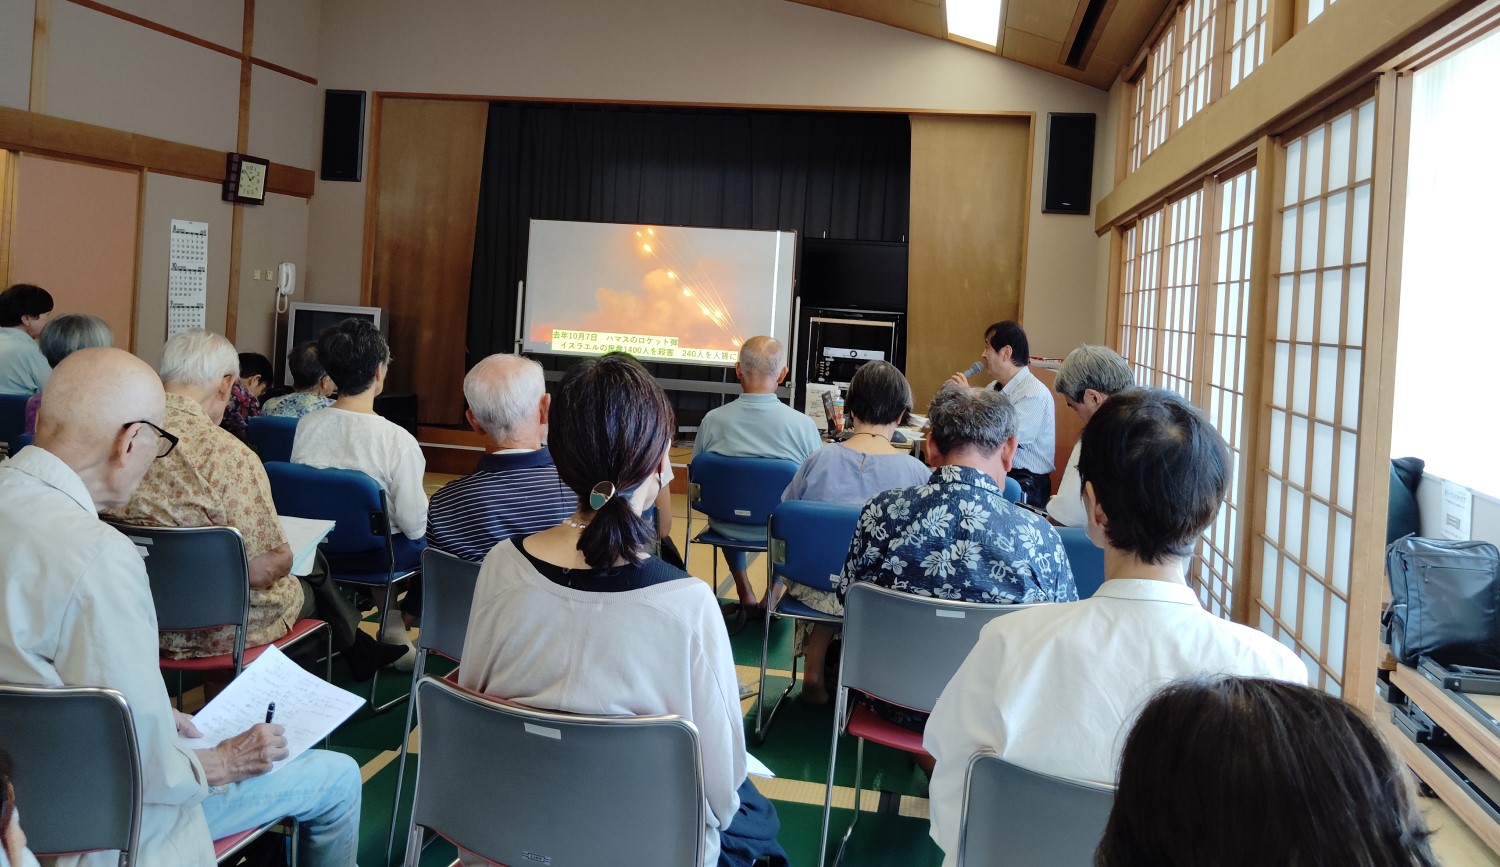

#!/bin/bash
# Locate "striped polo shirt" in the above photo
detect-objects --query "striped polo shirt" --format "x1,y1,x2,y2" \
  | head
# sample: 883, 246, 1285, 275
425, 447, 578, 561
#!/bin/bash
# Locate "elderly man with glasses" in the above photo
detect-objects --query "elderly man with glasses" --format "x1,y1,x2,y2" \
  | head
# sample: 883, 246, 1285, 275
104, 329, 403, 679
0, 347, 364, 866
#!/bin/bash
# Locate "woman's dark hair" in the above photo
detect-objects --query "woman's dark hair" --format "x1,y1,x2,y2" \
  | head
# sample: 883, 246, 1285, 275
287, 340, 327, 389
238, 352, 273, 383
844, 361, 912, 427
984, 320, 1030, 367
1097, 677, 1436, 867
0, 283, 53, 327
1077, 387, 1227, 564
550, 354, 674, 570
316, 318, 389, 396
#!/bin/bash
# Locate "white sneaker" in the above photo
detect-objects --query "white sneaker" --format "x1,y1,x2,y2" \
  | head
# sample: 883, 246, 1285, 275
379, 610, 417, 672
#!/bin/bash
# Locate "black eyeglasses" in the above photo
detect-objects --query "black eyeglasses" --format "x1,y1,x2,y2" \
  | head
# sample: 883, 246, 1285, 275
124, 420, 179, 459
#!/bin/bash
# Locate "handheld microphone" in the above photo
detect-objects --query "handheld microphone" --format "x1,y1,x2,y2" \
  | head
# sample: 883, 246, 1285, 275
963, 360, 984, 379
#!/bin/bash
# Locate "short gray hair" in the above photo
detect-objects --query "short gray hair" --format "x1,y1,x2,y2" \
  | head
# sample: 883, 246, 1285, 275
465, 353, 545, 440
39, 313, 112, 367
737, 336, 786, 378
1054, 344, 1135, 403
927, 383, 1017, 455
158, 329, 239, 388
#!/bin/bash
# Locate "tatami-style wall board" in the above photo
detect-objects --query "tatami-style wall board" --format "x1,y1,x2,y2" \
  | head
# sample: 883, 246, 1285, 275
135, 172, 234, 366
0, 0, 35, 112
252, 0, 320, 78
46, 0, 241, 153
247, 65, 318, 170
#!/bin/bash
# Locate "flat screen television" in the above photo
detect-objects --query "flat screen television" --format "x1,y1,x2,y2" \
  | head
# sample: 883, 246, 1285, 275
798, 238, 908, 312
283, 302, 384, 385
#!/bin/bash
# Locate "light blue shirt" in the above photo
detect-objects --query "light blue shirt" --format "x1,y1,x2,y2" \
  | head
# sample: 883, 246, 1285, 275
0, 327, 49, 395
998, 365, 1055, 474
782, 442, 930, 506
692, 392, 821, 540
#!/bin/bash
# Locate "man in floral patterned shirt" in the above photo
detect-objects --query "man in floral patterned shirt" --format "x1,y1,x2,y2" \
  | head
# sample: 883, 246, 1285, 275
837, 382, 1076, 606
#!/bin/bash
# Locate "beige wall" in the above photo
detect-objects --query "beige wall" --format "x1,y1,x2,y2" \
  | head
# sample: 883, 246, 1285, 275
10, 154, 139, 349
238, 193, 312, 362
306, 0, 1113, 351
136, 172, 233, 367
0, 0, 34, 112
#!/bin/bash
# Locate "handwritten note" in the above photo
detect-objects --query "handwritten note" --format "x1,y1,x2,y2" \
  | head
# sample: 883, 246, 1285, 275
278, 515, 335, 577
179, 645, 363, 772
168, 219, 208, 338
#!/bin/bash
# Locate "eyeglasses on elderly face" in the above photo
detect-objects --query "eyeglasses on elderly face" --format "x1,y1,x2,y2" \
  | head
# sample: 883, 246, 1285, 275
123, 420, 179, 459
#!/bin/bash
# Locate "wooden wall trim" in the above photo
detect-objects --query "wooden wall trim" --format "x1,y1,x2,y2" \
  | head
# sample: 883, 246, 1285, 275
0, 107, 315, 198
30, 0, 51, 113
1095, 0, 1483, 234
226, 0, 254, 343
371, 90, 1043, 117
62, 0, 318, 85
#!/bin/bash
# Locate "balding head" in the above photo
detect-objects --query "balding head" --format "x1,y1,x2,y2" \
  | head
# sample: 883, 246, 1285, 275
464, 353, 548, 448
36, 348, 166, 508
735, 336, 786, 393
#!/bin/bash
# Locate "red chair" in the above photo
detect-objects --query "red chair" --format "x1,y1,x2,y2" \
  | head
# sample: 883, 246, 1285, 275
818, 583, 1043, 867
107, 523, 331, 703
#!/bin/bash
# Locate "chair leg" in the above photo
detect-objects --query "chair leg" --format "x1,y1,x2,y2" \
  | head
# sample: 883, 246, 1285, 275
831, 738, 865, 867
753, 613, 800, 744
365, 582, 412, 715
818, 692, 844, 867
384, 653, 426, 867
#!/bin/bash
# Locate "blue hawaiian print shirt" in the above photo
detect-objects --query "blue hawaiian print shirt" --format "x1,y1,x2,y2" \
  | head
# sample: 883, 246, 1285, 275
837, 464, 1078, 604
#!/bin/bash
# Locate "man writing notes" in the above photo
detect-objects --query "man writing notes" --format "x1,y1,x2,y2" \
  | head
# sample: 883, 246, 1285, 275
949, 320, 1054, 509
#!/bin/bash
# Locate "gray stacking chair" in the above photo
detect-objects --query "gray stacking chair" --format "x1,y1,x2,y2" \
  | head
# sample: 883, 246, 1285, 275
820, 582, 1045, 867
0, 684, 142, 866
404, 676, 706, 867
957, 753, 1115, 867
385, 547, 481, 866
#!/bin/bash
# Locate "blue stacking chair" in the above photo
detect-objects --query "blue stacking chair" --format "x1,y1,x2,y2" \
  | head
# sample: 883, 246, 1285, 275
0, 392, 30, 451
685, 452, 801, 600
8, 431, 33, 454
246, 415, 299, 462
1002, 475, 1023, 503
263, 461, 425, 712
1057, 526, 1105, 599
755, 499, 863, 742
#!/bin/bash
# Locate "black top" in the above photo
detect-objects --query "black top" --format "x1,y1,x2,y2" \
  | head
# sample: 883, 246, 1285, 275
514, 535, 693, 593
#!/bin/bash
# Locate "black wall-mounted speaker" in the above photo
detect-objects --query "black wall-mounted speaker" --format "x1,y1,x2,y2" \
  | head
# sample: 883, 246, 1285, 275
1042, 113, 1096, 215
321, 90, 366, 182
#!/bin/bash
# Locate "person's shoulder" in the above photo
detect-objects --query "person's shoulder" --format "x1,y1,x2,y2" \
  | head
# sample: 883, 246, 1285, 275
1211, 617, 1308, 676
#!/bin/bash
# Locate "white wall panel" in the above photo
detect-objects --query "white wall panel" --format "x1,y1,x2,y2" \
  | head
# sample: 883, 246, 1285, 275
137, 172, 234, 366
248, 66, 317, 169
237, 192, 310, 357
253, 0, 319, 77
0, 0, 34, 110
105, 0, 243, 50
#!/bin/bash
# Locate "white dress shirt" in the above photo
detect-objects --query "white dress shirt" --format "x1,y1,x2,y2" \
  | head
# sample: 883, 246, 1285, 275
996, 365, 1055, 474
291, 407, 429, 539
0, 448, 215, 866
1045, 439, 1086, 527
922, 579, 1307, 865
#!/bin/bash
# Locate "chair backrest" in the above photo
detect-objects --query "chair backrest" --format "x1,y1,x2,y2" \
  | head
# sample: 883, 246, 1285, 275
0, 684, 142, 864
408, 676, 705, 867
245, 415, 299, 463
688, 452, 801, 526
0, 393, 29, 446
769, 500, 863, 594
263, 461, 391, 560
958, 753, 1114, 867
9, 431, 34, 453
1002, 476, 1023, 503
1057, 526, 1105, 599
107, 523, 250, 664
419, 548, 481, 661
840, 582, 1041, 713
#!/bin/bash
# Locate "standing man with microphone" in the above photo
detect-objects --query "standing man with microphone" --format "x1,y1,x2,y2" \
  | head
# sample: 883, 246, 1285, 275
949, 320, 1055, 508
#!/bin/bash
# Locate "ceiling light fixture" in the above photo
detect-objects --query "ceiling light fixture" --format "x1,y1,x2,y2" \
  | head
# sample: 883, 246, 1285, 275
946, 0, 1003, 48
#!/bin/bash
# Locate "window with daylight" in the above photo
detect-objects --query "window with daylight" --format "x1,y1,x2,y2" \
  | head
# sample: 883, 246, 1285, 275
1176, 0, 1218, 127
1258, 99, 1377, 697
1225, 0, 1269, 88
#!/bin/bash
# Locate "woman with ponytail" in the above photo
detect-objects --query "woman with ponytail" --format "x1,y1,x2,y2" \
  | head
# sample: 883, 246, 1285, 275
458, 354, 787, 867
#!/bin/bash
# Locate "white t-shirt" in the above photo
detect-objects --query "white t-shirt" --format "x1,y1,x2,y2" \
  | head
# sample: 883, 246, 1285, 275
1045, 439, 1086, 527
290, 407, 428, 539
923, 579, 1307, 866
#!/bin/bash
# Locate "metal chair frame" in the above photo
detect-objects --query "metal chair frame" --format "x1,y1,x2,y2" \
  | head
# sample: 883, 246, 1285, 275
684, 452, 801, 598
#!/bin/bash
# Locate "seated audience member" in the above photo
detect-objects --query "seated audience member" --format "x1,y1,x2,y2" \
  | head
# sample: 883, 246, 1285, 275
460, 355, 787, 867
105, 330, 402, 678
24, 313, 113, 434
691, 335, 821, 623
0, 284, 53, 395
292, 318, 427, 655
948, 320, 1055, 508
780, 360, 929, 704
923, 388, 1306, 866
427, 353, 577, 561
1097, 677, 1436, 867
1046, 344, 1135, 526
220, 352, 272, 440
0, 348, 362, 865
262, 341, 335, 418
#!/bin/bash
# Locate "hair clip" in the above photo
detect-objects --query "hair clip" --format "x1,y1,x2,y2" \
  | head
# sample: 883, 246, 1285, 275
588, 481, 617, 510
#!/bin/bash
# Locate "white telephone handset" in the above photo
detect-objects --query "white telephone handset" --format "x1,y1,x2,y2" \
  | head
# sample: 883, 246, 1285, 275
275, 263, 296, 313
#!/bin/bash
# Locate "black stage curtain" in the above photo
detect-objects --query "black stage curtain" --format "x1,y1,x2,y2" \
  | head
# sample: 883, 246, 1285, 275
467, 102, 910, 413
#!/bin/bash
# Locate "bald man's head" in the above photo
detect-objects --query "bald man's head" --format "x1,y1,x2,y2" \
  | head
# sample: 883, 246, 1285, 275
735, 336, 787, 393
36, 348, 166, 507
